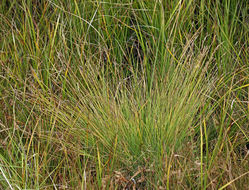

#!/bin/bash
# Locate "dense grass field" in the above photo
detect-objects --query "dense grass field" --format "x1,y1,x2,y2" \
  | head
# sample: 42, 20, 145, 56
0, 0, 248, 189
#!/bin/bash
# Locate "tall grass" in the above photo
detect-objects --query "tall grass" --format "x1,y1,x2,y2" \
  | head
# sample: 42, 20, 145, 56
0, 0, 248, 189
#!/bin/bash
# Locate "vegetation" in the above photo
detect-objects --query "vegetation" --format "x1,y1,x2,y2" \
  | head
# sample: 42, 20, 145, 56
0, 0, 248, 189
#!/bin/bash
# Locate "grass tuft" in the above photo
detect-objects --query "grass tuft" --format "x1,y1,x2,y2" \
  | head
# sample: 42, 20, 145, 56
0, 0, 248, 189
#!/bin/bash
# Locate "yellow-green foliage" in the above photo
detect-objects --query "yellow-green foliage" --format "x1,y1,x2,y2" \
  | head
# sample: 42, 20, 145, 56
0, 0, 248, 189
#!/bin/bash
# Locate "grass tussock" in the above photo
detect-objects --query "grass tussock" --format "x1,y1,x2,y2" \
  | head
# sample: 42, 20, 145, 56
0, 0, 248, 189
